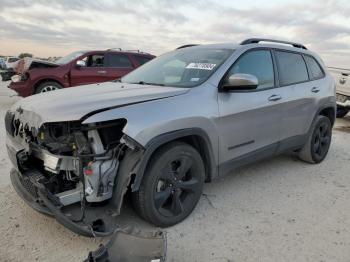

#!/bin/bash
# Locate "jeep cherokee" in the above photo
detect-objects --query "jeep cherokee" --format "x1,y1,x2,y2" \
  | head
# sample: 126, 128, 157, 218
5, 38, 336, 236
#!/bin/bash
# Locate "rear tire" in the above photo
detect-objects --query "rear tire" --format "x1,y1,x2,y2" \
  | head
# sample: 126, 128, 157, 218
35, 81, 62, 94
132, 142, 205, 227
298, 115, 332, 164
336, 107, 349, 118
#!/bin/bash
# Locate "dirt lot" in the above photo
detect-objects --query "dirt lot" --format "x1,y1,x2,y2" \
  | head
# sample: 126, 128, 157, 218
0, 81, 350, 262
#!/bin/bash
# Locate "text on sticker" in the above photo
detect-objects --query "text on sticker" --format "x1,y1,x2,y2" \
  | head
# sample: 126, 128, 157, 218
186, 63, 216, 70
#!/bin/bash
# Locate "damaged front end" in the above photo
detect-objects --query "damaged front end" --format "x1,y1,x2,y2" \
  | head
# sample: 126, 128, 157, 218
5, 58, 59, 83
6, 110, 145, 237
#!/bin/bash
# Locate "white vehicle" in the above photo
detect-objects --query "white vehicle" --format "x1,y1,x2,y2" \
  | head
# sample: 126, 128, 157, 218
329, 67, 350, 118
5, 56, 20, 69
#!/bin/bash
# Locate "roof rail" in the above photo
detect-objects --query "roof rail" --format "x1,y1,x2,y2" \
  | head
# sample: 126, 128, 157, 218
176, 44, 199, 50
240, 38, 307, 50
106, 48, 150, 55
124, 49, 151, 55
106, 48, 122, 51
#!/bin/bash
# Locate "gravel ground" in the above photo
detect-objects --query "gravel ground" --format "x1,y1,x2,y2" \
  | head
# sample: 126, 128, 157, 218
0, 81, 349, 262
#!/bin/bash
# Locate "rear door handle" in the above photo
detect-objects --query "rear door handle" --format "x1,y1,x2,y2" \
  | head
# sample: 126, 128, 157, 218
97, 70, 107, 74
268, 95, 282, 101
311, 87, 320, 93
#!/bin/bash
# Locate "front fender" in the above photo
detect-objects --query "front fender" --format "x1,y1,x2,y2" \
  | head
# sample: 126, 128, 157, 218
131, 127, 218, 191
31, 67, 70, 89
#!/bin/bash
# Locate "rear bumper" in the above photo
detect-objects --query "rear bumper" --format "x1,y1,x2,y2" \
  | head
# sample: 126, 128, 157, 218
10, 168, 113, 237
8, 80, 32, 97
337, 101, 350, 107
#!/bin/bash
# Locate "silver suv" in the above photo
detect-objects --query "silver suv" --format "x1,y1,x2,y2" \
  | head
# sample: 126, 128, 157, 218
5, 38, 336, 236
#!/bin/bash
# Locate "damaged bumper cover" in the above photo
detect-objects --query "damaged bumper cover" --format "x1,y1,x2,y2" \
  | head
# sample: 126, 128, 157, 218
11, 168, 167, 261
8, 142, 145, 237
10, 168, 112, 237
6, 109, 146, 237
85, 228, 167, 262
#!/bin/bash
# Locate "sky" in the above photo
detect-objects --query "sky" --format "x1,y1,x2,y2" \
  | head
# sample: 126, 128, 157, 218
1, 0, 350, 68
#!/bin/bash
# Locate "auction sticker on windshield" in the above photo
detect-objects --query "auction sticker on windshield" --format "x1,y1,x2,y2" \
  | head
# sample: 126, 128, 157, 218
186, 63, 216, 70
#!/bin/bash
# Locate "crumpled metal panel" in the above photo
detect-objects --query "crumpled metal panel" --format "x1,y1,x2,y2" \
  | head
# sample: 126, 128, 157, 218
15, 57, 58, 75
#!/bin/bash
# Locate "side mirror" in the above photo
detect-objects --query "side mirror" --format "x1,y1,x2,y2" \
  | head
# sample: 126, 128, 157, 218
221, 73, 258, 91
76, 60, 86, 68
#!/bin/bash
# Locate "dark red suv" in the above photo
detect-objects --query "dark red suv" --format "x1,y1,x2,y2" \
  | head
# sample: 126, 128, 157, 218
9, 49, 155, 97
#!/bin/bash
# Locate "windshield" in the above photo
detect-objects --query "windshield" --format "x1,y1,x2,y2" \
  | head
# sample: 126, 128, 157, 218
121, 48, 233, 88
56, 51, 85, 65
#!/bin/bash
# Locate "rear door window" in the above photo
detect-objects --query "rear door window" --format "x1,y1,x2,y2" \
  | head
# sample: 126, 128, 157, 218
275, 51, 309, 86
106, 54, 133, 68
304, 55, 325, 80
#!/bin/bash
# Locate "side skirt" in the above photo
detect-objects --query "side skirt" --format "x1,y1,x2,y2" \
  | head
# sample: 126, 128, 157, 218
218, 134, 308, 177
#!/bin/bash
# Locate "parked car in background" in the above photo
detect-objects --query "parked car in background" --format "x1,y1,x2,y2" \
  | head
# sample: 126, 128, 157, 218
329, 67, 350, 118
0, 69, 15, 81
8, 49, 155, 97
5, 39, 335, 236
0, 57, 7, 70
5, 56, 20, 69
0, 57, 16, 81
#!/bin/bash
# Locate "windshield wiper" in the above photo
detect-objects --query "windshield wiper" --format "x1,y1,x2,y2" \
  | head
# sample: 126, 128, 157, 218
130, 81, 165, 86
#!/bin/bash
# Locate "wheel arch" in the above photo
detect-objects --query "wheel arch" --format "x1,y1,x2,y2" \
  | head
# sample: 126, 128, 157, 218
318, 105, 336, 126
33, 78, 64, 94
305, 103, 336, 137
131, 128, 218, 192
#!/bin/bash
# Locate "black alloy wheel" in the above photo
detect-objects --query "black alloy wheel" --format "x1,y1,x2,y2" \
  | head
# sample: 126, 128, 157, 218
298, 115, 332, 163
154, 156, 201, 217
312, 120, 331, 161
133, 142, 205, 227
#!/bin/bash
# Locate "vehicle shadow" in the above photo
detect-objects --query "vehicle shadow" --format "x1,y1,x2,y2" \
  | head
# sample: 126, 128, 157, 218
117, 151, 307, 231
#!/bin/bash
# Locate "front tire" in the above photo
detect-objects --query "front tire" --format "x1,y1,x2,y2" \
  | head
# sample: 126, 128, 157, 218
35, 81, 62, 94
298, 115, 332, 164
133, 142, 205, 227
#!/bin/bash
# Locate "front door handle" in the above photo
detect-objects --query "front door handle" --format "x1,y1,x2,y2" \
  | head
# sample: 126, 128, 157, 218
268, 95, 282, 101
311, 87, 320, 93
97, 70, 107, 74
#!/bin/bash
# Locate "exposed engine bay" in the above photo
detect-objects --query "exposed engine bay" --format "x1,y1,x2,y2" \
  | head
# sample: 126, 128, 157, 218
6, 110, 144, 236
16, 118, 127, 204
